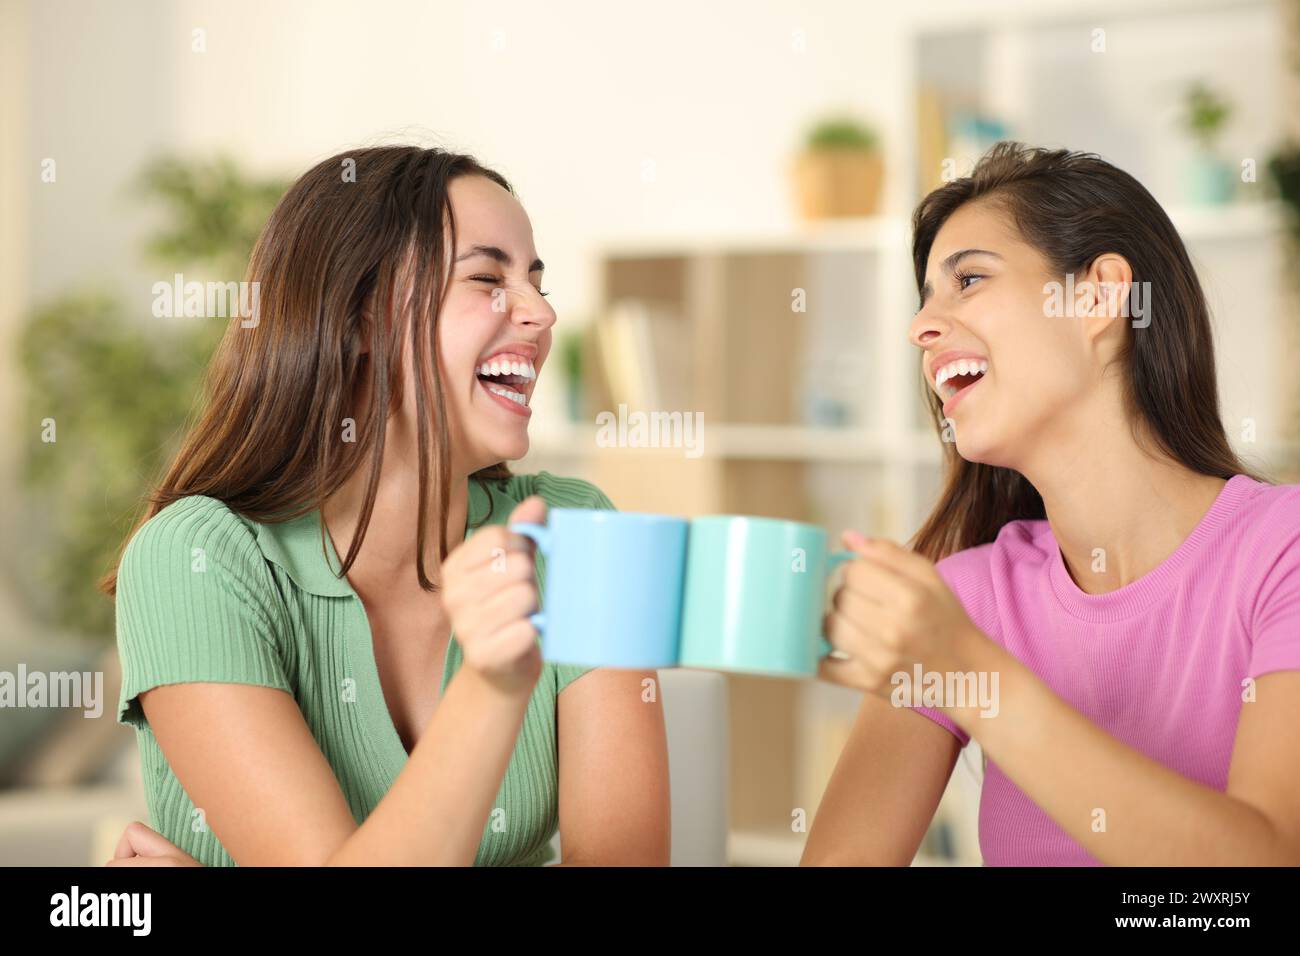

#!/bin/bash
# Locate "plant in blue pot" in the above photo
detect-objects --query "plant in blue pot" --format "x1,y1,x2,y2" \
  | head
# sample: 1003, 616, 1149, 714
1181, 81, 1234, 205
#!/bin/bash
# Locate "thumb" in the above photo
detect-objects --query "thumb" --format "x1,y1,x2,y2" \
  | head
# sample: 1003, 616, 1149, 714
508, 495, 547, 529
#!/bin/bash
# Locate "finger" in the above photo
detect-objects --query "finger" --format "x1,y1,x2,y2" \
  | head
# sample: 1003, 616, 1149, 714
446, 551, 537, 609
113, 821, 173, 859
817, 645, 897, 694
817, 654, 882, 692
831, 585, 880, 633
464, 619, 543, 672
852, 537, 940, 585
105, 856, 187, 867
112, 826, 138, 860
447, 523, 536, 576
455, 581, 539, 640
484, 618, 543, 659
840, 556, 914, 606
824, 607, 872, 659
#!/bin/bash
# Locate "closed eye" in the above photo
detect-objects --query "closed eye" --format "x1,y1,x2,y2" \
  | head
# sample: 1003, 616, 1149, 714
469, 274, 550, 297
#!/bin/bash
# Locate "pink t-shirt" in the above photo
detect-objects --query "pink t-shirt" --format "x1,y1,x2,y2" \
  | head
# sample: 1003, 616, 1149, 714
914, 473, 1300, 865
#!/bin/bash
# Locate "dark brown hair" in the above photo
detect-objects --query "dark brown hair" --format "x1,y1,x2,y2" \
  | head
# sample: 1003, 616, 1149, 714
101, 145, 512, 596
909, 141, 1264, 562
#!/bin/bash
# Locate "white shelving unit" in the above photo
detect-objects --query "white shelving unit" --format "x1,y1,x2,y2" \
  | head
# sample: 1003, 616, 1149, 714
520, 0, 1293, 867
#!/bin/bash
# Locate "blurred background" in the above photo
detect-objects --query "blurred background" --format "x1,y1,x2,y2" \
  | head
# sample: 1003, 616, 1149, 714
2, 0, 1299, 866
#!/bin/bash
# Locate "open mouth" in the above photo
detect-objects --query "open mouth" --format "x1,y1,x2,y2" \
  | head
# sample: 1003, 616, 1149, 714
475, 352, 537, 413
934, 357, 988, 405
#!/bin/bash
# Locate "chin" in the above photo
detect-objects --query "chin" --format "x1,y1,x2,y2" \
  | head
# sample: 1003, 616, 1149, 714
476, 435, 530, 466
949, 420, 992, 464
953, 425, 1020, 470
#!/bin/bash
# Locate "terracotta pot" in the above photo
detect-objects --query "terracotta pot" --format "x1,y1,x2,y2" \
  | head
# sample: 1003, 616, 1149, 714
793, 149, 883, 219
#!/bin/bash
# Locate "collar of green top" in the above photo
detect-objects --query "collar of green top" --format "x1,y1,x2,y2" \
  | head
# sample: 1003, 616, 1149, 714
250, 478, 504, 598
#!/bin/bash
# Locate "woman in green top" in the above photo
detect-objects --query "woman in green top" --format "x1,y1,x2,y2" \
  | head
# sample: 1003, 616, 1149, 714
101, 146, 671, 866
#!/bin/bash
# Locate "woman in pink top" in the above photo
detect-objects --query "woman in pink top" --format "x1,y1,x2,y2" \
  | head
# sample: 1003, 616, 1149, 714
804, 142, 1300, 866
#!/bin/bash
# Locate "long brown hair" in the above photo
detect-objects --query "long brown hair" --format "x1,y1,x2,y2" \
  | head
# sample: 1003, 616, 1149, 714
101, 145, 512, 596
909, 141, 1264, 562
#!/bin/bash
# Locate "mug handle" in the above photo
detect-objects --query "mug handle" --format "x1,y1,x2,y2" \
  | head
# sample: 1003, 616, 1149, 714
818, 550, 855, 657
509, 522, 549, 632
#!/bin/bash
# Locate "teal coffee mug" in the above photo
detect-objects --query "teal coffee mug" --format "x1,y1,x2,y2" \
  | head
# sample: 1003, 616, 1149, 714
678, 515, 852, 677
511, 508, 689, 668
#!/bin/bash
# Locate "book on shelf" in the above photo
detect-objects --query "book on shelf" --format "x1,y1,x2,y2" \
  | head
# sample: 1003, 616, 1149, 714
594, 298, 692, 413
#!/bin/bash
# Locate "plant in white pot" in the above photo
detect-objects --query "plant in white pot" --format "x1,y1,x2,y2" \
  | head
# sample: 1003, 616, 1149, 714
793, 117, 883, 220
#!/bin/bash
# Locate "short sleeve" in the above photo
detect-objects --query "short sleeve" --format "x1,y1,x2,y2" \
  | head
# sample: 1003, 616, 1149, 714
909, 704, 970, 747
1249, 532, 1300, 679
520, 473, 617, 693
115, 496, 292, 729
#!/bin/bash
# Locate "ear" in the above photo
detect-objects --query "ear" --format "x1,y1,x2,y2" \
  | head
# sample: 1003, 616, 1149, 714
1078, 252, 1133, 344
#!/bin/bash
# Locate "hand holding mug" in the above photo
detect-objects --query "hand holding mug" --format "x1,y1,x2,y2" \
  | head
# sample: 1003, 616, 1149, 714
820, 531, 983, 695
441, 495, 547, 697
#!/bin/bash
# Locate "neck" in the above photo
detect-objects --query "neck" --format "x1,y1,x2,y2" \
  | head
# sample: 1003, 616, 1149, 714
1008, 388, 1229, 595
321, 434, 471, 591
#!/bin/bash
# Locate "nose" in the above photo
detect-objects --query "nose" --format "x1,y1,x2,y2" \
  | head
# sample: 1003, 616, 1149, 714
509, 285, 556, 333
908, 301, 949, 352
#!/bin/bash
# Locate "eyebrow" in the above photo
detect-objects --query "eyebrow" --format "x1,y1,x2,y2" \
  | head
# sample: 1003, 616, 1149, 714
454, 244, 544, 273
918, 248, 1003, 307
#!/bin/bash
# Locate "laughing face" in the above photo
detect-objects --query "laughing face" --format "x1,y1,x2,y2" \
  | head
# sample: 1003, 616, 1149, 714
908, 200, 1108, 470
430, 174, 556, 474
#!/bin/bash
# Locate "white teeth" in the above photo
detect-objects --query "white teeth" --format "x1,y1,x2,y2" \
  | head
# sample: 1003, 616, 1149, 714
477, 358, 537, 380
934, 358, 989, 391
485, 383, 527, 405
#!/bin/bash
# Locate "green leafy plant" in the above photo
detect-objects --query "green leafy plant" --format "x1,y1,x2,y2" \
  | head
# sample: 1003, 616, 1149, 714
1268, 144, 1300, 244
15, 156, 288, 640
1182, 82, 1232, 152
804, 117, 879, 153
556, 327, 588, 422
134, 155, 288, 280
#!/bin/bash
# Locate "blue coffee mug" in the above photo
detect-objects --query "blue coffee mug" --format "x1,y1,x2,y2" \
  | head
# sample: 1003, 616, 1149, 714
511, 508, 689, 668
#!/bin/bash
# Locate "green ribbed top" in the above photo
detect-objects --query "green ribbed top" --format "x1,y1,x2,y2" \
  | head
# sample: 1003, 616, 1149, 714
114, 471, 612, 866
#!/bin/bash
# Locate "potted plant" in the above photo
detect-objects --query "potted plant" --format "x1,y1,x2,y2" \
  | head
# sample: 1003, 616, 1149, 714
14, 156, 287, 641
793, 116, 883, 219
1181, 81, 1234, 204
556, 326, 588, 422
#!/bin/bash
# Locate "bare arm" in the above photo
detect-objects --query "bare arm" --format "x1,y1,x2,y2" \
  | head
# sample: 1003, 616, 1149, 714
139, 665, 531, 866
828, 534, 1300, 866
122, 495, 552, 867
802, 692, 960, 865
946, 636, 1300, 865
553, 668, 671, 865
